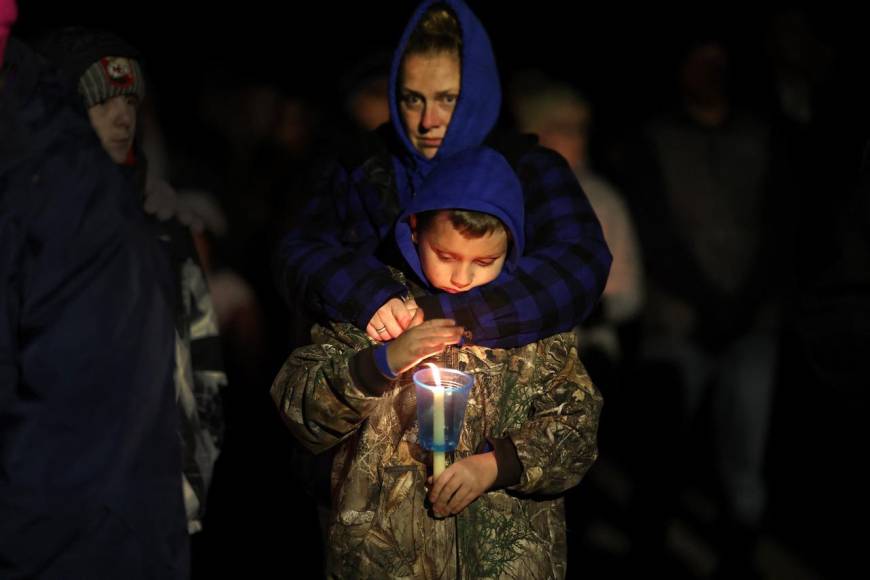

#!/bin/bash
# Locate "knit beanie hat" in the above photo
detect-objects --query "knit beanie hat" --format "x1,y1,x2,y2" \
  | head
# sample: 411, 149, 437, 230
35, 27, 145, 107
78, 55, 145, 107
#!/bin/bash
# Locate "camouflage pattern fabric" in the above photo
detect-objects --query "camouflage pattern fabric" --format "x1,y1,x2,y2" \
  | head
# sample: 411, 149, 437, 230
272, 304, 601, 579
163, 221, 227, 534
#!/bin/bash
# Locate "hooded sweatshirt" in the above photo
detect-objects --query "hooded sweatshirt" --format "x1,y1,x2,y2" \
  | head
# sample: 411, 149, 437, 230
395, 146, 524, 286
387, 0, 500, 202
276, 0, 611, 349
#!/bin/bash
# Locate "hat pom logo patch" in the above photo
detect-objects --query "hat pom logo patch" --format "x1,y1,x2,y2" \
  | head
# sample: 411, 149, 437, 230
100, 56, 135, 88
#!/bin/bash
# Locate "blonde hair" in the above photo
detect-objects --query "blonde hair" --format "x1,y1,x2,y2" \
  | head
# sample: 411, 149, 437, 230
405, 4, 462, 58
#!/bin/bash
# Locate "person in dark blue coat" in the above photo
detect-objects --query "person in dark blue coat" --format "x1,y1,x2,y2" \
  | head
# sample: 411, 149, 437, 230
0, 31, 189, 579
36, 25, 229, 539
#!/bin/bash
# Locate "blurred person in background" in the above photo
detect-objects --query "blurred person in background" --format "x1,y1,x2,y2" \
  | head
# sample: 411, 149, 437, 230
1, 5, 188, 576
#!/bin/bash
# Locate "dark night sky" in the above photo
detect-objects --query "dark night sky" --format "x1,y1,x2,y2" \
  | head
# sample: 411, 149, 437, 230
16, 2, 867, 106
13, 1, 870, 184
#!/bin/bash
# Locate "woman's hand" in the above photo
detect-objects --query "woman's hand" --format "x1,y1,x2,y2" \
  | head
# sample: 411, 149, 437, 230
366, 296, 420, 341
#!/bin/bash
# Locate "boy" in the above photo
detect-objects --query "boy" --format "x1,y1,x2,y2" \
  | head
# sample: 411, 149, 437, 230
272, 147, 602, 579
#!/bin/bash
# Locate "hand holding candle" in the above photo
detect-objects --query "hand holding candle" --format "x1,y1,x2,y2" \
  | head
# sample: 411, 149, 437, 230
427, 452, 498, 516
423, 363, 494, 515
413, 364, 474, 492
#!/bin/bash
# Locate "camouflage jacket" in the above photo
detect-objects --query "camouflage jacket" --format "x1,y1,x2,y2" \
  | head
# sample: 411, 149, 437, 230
272, 318, 602, 579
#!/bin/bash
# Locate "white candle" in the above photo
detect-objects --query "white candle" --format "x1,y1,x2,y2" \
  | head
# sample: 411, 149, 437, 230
426, 363, 446, 479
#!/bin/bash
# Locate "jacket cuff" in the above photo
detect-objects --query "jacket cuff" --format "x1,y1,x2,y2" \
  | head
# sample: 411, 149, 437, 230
478, 436, 522, 489
349, 346, 394, 396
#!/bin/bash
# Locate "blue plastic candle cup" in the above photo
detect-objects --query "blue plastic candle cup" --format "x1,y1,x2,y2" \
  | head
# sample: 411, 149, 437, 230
413, 366, 474, 453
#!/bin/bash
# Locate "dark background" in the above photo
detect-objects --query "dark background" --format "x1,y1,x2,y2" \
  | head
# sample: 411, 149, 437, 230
13, 2, 870, 578
15, 2, 869, 132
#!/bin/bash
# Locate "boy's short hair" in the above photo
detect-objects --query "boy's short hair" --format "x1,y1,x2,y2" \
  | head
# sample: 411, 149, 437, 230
416, 209, 510, 241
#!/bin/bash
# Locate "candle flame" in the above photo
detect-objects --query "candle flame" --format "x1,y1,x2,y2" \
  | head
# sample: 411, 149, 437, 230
425, 362, 442, 388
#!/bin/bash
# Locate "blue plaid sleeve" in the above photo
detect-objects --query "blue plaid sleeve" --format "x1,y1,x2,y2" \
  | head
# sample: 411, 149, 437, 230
420, 147, 612, 348
274, 160, 406, 329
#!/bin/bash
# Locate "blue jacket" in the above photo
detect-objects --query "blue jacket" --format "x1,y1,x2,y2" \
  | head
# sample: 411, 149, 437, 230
276, 0, 611, 348
0, 40, 188, 579
387, 0, 501, 191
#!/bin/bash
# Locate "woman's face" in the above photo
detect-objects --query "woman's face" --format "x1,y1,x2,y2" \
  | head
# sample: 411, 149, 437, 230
397, 51, 461, 159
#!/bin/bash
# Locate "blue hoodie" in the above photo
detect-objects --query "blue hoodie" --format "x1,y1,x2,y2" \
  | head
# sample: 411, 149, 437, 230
388, 0, 501, 208
395, 146, 524, 289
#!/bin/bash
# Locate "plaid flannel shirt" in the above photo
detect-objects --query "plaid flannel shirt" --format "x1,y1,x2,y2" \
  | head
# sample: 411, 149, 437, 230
276, 143, 611, 349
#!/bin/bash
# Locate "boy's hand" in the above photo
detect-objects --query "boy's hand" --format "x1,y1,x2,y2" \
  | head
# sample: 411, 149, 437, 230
427, 452, 498, 517
367, 296, 420, 341
385, 317, 463, 375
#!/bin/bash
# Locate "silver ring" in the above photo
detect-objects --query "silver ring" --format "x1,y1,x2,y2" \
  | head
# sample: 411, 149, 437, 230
375, 326, 387, 333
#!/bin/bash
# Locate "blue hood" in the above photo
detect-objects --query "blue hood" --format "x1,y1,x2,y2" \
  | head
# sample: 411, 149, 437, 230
389, 0, 501, 174
395, 146, 524, 289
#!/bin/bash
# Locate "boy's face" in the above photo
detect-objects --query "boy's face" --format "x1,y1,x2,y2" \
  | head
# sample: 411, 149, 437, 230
412, 212, 508, 293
